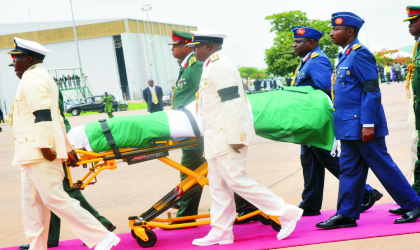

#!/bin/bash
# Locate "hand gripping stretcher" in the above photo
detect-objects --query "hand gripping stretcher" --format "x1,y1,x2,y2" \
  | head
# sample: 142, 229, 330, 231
66, 106, 281, 248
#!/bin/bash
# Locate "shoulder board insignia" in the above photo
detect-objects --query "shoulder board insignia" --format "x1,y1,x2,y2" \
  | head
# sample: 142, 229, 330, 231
311, 52, 319, 59
352, 44, 362, 51
189, 56, 197, 66
210, 54, 219, 62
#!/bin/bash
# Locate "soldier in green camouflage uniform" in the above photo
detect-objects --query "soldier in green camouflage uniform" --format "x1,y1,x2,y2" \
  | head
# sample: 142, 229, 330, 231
168, 30, 206, 222
406, 6, 420, 196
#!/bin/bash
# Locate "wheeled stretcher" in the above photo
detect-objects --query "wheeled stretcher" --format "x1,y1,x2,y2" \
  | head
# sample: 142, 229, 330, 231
65, 87, 337, 247
67, 136, 280, 248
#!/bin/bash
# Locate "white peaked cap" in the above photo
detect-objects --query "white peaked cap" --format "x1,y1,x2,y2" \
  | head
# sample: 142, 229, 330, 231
8, 37, 51, 59
191, 30, 227, 38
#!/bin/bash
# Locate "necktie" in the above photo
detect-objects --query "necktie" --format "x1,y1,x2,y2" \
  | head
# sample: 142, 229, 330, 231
151, 87, 158, 104
291, 61, 302, 86
338, 52, 343, 58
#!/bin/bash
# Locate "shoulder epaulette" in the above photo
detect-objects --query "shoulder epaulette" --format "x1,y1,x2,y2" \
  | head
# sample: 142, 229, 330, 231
352, 44, 362, 51
210, 54, 219, 62
311, 52, 319, 59
189, 56, 197, 66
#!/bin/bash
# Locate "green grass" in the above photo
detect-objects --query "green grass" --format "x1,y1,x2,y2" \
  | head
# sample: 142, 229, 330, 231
64, 103, 147, 117
64, 111, 99, 117
128, 102, 148, 110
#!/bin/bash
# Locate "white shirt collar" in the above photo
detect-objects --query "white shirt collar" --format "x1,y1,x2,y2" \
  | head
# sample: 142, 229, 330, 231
149, 85, 155, 90
302, 51, 311, 62
341, 44, 351, 55
181, 52, 194, 68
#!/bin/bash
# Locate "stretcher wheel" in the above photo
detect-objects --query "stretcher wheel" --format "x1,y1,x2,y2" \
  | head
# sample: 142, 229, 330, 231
131, 229, 137, 239
270, 219, 281, 231
259, 214, 271, 225
136, 229, 157, 248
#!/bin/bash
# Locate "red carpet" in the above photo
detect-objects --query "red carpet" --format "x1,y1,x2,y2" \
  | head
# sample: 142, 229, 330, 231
3, 203, 420, 250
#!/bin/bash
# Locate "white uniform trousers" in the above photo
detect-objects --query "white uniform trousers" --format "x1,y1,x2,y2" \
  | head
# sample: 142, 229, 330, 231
207, 146, 300, 240
21, 159, 108, 250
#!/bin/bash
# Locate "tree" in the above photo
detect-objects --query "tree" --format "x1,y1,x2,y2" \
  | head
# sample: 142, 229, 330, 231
264, 11, 339, 76
238, 67, 260, 81
373, 48, 412, 65
238, 67, 270, 84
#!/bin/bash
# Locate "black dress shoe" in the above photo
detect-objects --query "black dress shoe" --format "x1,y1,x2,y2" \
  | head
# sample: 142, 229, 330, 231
19, 244, 58, 249
361, 189, 383, 212
18, 244, 29, 250
299, 207, 321, 216
389, 207, 410, 215
234, 207, 260, 225
316, 214, 357, 229
395, 206, 420, 224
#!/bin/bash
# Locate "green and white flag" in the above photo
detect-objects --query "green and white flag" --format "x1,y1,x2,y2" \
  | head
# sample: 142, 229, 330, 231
247, 86, 335, 151
68, 86, 335, 153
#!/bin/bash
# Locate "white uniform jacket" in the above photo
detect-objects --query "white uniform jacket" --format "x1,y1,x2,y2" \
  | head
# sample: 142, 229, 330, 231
12, 63, 72, 165
198, 52, 255, 159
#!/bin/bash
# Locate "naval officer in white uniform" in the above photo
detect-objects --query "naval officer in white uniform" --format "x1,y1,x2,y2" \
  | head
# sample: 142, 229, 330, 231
187, 31, 303, 246
9, 37, 120, 250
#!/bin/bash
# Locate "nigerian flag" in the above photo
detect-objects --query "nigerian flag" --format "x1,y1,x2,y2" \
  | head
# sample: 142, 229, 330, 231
247, 86, 334, 151
83, 86, 334, 152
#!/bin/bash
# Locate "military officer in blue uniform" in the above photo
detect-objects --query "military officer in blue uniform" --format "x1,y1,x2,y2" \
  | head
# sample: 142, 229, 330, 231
317, 12, 420, 229
291, 26, 381, 216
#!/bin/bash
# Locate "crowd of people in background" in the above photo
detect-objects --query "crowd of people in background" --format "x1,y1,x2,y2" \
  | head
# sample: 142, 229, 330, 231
252, 78, 278, 91
377, 62, 408, 84
53, 74, 87, 90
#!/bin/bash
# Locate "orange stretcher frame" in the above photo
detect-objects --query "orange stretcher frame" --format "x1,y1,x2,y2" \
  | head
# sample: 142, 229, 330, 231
66, 138, 280, 248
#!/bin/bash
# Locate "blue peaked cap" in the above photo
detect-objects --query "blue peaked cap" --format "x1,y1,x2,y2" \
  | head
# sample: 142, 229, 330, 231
292, 27, 324, 41
331, 12, 364, 29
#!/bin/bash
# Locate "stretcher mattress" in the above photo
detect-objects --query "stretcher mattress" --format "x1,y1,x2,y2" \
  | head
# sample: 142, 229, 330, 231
68, 86, 334, 152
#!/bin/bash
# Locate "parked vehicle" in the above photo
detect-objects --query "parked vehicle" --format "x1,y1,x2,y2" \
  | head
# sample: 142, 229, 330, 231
162, 89, 172, 106
66, 94, 129, 116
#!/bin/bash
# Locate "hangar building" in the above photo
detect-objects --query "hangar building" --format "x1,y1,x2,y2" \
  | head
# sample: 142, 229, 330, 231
0, 18, 197, 114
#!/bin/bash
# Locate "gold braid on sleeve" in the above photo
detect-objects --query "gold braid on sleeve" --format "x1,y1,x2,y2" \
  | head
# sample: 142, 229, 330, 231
290, 61, 302, 87
170, 87, 176, 110
195, 90, 200, 114
331, 71, 337, 104
10, 102, 14, 128
406, 42, 419, 99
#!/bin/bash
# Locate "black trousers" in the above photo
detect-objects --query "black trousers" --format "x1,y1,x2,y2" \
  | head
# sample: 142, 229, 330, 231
299, 145, 373, 210
395, 71, 401, 82
150, 103, 163, 113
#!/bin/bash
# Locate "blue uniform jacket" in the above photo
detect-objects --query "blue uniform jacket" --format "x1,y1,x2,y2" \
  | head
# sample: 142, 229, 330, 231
333, 38, 388, 140
295, 46, 333, 92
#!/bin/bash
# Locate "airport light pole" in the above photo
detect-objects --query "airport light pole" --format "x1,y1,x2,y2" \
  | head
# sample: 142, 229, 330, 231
141, 4, 160, 84
69, 0, 83, 77
0, 66, 7, 114
363, 16, 370, 49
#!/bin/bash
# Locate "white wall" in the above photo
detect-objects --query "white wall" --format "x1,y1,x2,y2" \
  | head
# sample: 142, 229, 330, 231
122, 32, 182, 99
121, 33, 143, 100
0, 36, 122, 114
